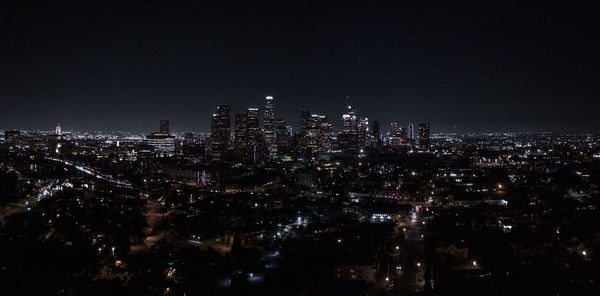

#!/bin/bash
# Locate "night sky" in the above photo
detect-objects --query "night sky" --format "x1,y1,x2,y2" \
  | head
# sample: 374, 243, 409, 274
2, 1, 599, 133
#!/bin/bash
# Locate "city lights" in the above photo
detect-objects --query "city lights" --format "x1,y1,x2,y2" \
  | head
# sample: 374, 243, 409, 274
1, 2, 597, 294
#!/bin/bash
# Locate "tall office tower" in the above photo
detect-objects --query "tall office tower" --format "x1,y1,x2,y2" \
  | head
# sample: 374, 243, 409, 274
300, 109, 311, 135
209, 113, 219, 159
211, 113, 219, 134
418, 123, 430, 147
234, 113, 248, 151
246, 107, 260, 149
339, 105, 359, 150
160, 118, 170, 135
209, 104, 231, 160
341, 105, 358, 133
388, 122, 404, 147
390, 122, 400, 136
297, 109, 311, 152
371, 120, 380, 147
307, 114, 331, 152
276, 118, 289, 149
358, 117, 369, 147
399, 127, 407, 141
408, 123, 414, 141
146, 118, 175, 157
319, 118, 333, 152
217, 105, 231, 131
263, 96, 276, 154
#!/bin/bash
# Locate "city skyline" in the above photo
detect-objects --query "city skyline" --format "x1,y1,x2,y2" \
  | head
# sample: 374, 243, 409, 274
2, 2, 600, 294
2, 97, 599, 135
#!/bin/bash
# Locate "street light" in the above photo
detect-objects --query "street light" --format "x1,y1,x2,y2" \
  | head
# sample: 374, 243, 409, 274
473, 261, 477, 267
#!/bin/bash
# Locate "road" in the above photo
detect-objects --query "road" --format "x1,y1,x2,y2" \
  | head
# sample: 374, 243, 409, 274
0, 179, 61, 226
46, 157, 132, 188
392, 209, 425, 294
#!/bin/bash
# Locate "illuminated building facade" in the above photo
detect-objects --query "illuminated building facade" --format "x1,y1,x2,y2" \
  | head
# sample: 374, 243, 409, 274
146, 119, 175, 157
263, 96, 276, 154
275, 118, 289, 149
209, 104, 231, 160
419, 123, 430, 147
234, 113, 248, 151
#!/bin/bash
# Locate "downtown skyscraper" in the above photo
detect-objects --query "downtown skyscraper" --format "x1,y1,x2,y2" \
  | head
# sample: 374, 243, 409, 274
419, 123, 430, 147
247, 107, 260, 151
306, 113, 332, 153
300, 109, 311, 136
338, 104, 368, 151
275, 118, 289, 150
234, 113, 248, 151
209, 105, 231, 160
234, 107, 261, 161
338, 105, 359, 150
263, 96, 276, 155
408, 122, 415, 143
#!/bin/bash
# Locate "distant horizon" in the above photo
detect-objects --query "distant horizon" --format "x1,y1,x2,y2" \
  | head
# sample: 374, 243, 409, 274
3, 124, 599, 136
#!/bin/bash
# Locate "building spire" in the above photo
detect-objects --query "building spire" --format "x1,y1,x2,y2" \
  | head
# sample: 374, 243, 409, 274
55, 123, 62, 135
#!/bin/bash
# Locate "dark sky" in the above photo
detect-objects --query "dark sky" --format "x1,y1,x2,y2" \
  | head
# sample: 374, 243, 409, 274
1, 1, 599, 133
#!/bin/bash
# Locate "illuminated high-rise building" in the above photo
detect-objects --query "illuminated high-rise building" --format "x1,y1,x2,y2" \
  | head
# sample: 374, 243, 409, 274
388, 122, 404, 147
234, 113, 248, 151
306, 114, 331, 152
418, 123, 430, 147
339, 105, 359, 150
371, 120, 380, 147
408, 123, 414, 141
342, 105, 358, 133
232, 107, 262, 160
390, 122, 400, 136
358, 117, 369, 147
276, 118, 289, 149
217, 105, 231, 131
246, 107, 260, 149
210, 113, 219, 134
300, 109, 311, 135
160, 118, 170, 135
209, 104, 231, 160
146, 118, 175, 157
263, 96, 276, 154
146, 134, 175, 157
